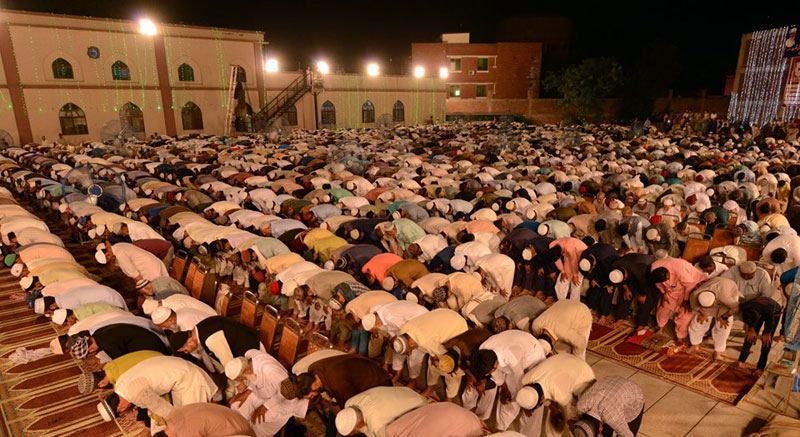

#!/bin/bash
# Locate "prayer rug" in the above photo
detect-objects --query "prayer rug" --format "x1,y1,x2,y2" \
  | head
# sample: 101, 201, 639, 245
588, 319, 759, 405
0, 206, 140, 436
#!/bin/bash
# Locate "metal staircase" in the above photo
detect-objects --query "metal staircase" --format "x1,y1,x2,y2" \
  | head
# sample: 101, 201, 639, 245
252, 70, 312, 132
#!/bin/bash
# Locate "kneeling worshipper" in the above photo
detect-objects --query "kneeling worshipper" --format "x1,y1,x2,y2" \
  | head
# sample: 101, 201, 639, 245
571, 376, 645, 437
530, 300, 593, 359
394, 308, 468, 401
516, 354, 596, 437
169, 315, 264, 369
471, 330, 551, 431
335, 386, 427, 437
687, 277, 740, 360
89, 350, 164, 393
67, 323, 170, 362
151, 305, 212, 332
96, 241, 169, 283
283, 353, 392, 434
97, 355, 218, 433
490, 295, 547, 333
142, 293, 217, 318
162, 402, 256, 437
225, 350, 309, 436
32, 281, 127, 315
384, 402, 484, 437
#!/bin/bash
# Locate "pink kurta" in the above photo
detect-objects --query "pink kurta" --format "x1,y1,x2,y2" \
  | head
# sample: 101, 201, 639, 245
651, 258, 707, 337
550, 237, 588, 281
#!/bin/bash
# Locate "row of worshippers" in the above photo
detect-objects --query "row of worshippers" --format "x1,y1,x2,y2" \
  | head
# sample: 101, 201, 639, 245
4, 118, 798, 436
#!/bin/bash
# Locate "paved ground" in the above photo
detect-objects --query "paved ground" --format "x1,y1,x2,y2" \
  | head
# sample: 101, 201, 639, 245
587, 319, 800, 437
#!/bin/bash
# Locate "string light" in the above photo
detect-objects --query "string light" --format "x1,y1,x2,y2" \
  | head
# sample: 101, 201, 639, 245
728, 26, 789, 126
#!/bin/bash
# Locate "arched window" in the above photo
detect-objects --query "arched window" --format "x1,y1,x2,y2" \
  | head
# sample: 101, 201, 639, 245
392, 100, 405, 122
112, 60, 131, 81
178, 63, 194, 82
362, 100, 375, 123
52, 58, 74, 79
120, 102, 145, 138
234, 65, 247, 83
181, 101, 204, 130
59, 103, 88, 135
321, 101, 336, 125
286, 105, 298, 126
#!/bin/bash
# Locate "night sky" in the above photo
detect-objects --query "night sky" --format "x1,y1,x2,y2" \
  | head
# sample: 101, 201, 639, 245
4, 1, 799, 96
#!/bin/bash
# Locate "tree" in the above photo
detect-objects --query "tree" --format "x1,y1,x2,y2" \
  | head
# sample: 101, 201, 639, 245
543, 57, 623, 122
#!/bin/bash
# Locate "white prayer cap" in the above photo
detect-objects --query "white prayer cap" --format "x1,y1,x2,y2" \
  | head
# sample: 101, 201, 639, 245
450, 254, 466, 270
405, 292, 419, 303
58, 203, 68, 213
20, 276, 33, 290
361, 313, 377, 331
34, 297, 46, 314
537, 223, 549, 236
609, 269, 624, 284
88, 229, 97, 239
350, 229, 360, 240
112, 222, 123, 234
578, 258, 591, 272
516, 386, 540, 410
323, 260, 335, 270
336, 408, 359, 435
522, 248, 533, 261
224, 356, 249, 379
151, 306, 173, 325
381, 276, 395, 291
50, 337, 64, 355
96, 224, 106, 235
393, 335, 409, 354
95, 249, 107, 265
537, 338, 552, 355
697, 290, 716, 308
10, 263, 23, 277
663, 198, 674, 206
142, 298, 159, 315
52, 308, 69, 325
740, 261, 757, 275
646, 228, 660, 241
392, 211, 402, 220
97, 402, 114, 423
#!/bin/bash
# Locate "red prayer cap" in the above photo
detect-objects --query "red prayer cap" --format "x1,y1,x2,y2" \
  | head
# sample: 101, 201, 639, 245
649, 215, 662, 224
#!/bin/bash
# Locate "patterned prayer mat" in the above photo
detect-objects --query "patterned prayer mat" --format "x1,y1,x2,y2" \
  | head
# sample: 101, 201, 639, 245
0, 207, 141, 436
588, 319, 759, 405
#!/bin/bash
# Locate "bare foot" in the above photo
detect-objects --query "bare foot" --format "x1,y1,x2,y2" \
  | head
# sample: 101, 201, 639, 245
688, 345, 702, 355
420, 386, 435, 398
713, 352, 732, 362
752, 369, 764, 378
736, 361, 747, 370
613, 318, 629, 328
406, 380, 417, 391
774, 335, 785, 343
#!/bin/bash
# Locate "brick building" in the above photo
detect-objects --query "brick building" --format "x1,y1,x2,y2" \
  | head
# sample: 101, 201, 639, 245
411, 33, 542, 120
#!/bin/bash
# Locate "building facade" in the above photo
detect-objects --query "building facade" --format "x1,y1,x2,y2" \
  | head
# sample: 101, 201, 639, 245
0, 9, 447, 146
262, 72, 446, 131
411, 33, 542, 120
